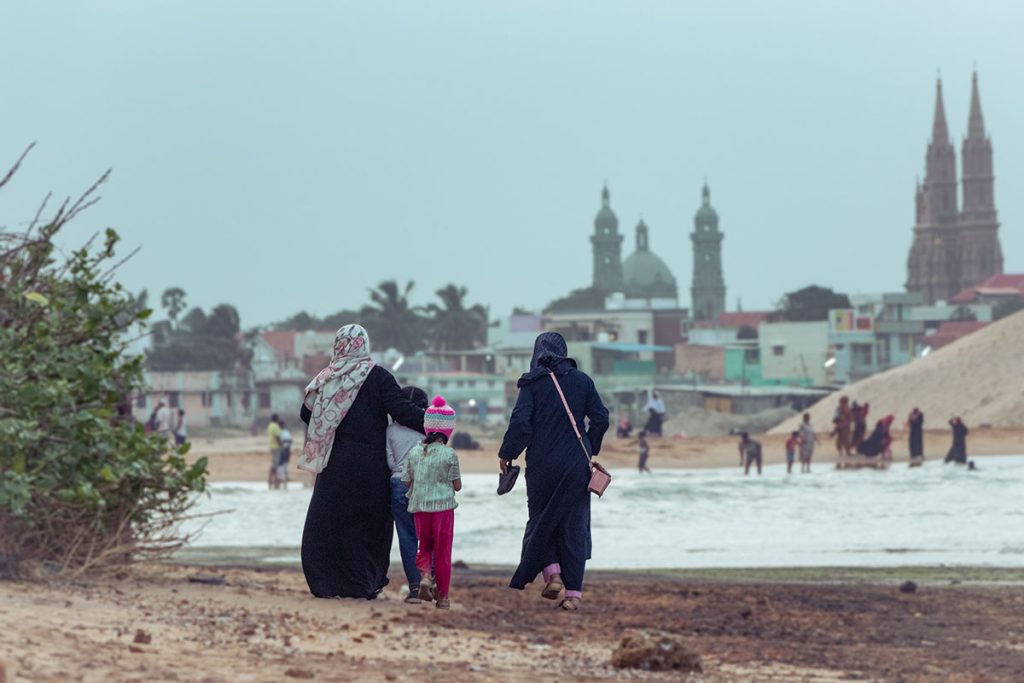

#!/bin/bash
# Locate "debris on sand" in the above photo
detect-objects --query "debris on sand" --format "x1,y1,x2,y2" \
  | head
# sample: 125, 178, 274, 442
610, 630, 703, 672
284, 668, 315, 679
188, 573, 227, 586
900, 581, 919, 594
133, 629, 152, 644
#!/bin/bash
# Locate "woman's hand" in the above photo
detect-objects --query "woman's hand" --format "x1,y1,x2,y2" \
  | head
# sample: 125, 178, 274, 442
499, 459, 512, 474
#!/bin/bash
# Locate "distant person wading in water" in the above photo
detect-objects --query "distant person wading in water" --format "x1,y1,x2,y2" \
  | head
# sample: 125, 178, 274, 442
637, 431, 651, 473
298, 325, 425, 599
798, 413, 818, 473
739, 432, 762, 475
498, 332, 610, 611
944, 417, 969, 465
907, 408, 925, 464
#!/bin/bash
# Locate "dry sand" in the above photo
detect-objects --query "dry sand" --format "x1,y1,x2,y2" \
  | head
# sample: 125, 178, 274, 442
773, 309, 1024, 435
188, 429, 1024, 482
3, 564, 1024, 682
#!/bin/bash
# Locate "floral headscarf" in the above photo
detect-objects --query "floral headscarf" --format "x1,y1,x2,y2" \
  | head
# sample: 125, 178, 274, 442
298, 324, 375, 473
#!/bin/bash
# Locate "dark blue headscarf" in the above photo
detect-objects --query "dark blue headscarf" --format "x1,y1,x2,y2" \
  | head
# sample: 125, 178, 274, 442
518, 332, 577, 386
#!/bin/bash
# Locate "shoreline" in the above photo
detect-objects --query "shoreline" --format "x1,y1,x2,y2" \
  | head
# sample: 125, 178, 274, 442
187, 428, 1024, 481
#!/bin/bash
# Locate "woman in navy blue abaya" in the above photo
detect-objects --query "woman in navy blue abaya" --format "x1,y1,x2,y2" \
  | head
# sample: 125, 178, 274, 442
498, 333, 609, 610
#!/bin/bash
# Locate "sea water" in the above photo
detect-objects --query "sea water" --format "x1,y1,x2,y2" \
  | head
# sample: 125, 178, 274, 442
180, 456, 1024, 569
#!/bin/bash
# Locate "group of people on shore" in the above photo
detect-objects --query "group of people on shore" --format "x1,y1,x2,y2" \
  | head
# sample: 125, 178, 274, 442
296, 325, 608, 612
145, 400, 188, 446
827, 396, 972, 465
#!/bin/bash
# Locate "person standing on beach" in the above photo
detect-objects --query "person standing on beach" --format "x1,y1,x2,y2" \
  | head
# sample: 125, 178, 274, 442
832, 396, 853, 457
267, 414, 282, 489
907, 408, 925, 463
403, 396, 461, 610
173, 408, 188, 447
298, 325, 425, 599
851, 401, 870, 452
944, 417, 969, 465
643, 391, 666, 437
276, 420, 293, 488
498, 332, 610, 612
637, 431, 651, 473
785, 431, 800, 474
739, 432, 762, 475
386, 386, 429, 603
798, 413, 818, 473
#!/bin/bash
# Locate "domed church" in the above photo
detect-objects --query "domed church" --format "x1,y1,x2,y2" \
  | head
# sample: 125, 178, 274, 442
590, 184, 679, 305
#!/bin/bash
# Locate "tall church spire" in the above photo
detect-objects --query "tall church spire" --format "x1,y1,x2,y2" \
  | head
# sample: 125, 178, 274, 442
591, 183, 623, 292
966, 70, 986, 139
932, 78, 950, 144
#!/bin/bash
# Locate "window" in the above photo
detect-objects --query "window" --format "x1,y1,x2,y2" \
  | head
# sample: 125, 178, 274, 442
242, 391, 252, 409
772, 345, 785, 357
201, 392, 213, 408
745, 349, 760, 363
136, 393, 147, 409
225, 391, 233, 407
876, 335, 891, 365
852, 343, 872, 366
637, 330, 648, 344
898, 334, 911, 353
258, 392, 271, 409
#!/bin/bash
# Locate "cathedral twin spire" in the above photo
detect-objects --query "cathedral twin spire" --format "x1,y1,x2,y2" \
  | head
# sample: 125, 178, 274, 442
907, 71, 1002, 305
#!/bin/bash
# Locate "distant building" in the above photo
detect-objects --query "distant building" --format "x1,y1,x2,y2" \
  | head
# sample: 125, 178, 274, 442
591, 185, 624, 292
134, 370, 255, 428
758, 321, 829, 386
690, 182, 726, 322
950, 273, 1024, 307
907, 72, 1004, 304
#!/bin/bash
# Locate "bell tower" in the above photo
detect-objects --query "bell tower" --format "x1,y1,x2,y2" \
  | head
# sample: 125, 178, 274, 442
690, 181, 726, 322
590, 184, 624, 292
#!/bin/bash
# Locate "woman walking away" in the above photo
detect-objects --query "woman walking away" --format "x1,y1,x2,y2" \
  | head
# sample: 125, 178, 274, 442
944, 417, 969, 465
403, 397, 462, 610
907, 408, 925, 465
498, 332, 610, 611
386, 386, 429, 603
299, 325, 425, 599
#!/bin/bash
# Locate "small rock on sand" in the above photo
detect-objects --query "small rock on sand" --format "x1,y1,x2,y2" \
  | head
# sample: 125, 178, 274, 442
610, 630, 703, 673
284, 668, 315, 679
189, 573, 227, 586
900, 581, 919, 594
133, 629, 152, 644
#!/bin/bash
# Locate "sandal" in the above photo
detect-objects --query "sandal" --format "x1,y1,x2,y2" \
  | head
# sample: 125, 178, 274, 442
541, 573, 563, 601
435, 597, 450, 610
557, 597, 580, 611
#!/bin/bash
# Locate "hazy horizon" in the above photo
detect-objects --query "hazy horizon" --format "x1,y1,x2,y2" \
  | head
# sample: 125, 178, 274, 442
2, 1, 1021, 327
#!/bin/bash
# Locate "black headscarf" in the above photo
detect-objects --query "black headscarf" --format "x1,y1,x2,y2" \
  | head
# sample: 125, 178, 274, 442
518, 332, 576, 387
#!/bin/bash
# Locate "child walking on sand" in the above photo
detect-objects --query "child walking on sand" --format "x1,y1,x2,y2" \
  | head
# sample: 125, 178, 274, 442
402, 396, 462, 610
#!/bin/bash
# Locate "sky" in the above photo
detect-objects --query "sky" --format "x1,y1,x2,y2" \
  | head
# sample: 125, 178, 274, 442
1, 1, 1021, 327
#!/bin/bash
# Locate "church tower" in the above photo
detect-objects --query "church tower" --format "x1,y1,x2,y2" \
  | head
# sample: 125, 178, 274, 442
690, 181, 726, 322
591, 184, 624, 291
958, 70, 1003, 288
907, 79, 961, 304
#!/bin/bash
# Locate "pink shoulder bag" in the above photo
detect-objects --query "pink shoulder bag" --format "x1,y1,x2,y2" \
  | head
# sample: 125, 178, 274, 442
549, 371, 612, 497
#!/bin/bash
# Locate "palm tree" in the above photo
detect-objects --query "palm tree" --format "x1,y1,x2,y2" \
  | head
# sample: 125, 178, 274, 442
360, 280, 427, 354
160, 287, 187, 328
428, 284, 488, 352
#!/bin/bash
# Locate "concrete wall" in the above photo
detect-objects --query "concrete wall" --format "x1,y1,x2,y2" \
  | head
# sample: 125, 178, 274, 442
675, 344, 725, 381
758, 321, 828, 385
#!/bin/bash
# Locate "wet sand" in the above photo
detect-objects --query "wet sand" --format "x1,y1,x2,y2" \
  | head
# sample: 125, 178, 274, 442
188, 429, 1024, 481
2, 564, 1023, 682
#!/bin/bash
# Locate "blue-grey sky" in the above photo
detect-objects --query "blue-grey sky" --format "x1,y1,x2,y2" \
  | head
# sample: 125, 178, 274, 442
2, 1, 1021, 326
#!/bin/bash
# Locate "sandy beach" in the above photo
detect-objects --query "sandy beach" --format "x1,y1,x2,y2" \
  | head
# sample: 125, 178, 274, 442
187, 429, 1024, 482
3, 564, 1024, 682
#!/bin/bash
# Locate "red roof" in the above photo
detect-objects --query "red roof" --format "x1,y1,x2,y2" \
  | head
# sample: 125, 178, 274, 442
717, 311, 773, 329
928, 321, 989, 349
261, 331, 296, 360
951, 273, 1024, 303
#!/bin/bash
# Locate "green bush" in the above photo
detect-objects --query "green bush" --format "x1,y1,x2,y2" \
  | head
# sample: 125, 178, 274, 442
0, 149, 207, 577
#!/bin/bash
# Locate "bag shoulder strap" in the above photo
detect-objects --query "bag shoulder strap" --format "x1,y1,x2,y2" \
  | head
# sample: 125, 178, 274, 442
549, 371, 591, 464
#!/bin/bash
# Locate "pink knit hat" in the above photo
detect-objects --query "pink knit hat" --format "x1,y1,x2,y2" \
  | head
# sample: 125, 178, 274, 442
424, 395, 456, 440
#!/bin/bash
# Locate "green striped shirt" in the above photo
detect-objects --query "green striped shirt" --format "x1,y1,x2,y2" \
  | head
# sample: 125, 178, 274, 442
402, 443, 461, 513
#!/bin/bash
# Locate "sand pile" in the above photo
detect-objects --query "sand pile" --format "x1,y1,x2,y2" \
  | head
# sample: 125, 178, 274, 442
772, 309, 1024, 434
663, 405, 796, 437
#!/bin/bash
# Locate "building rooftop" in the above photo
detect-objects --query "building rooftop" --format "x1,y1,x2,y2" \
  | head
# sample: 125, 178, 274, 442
951, 274, 1024, 303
